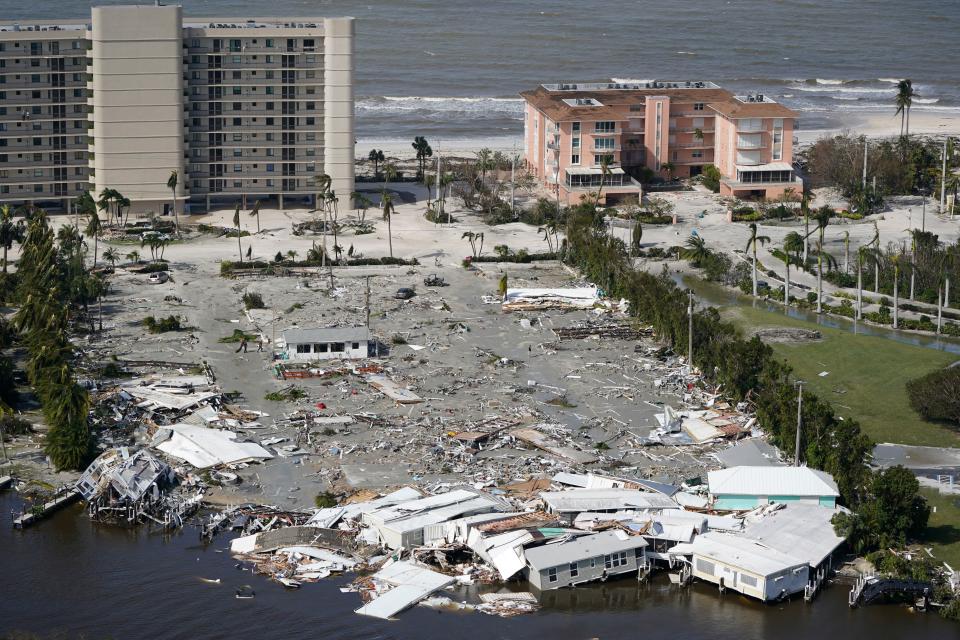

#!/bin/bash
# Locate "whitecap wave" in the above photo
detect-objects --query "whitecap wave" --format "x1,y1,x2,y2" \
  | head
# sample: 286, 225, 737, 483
815, 78, 846, 85
913, 97, 940, 104
877, 78, 903, 83
792, 85, 893, 94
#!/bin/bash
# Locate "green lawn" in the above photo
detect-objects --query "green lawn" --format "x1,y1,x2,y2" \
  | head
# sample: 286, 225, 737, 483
722, 305, 960, 448
919, 489, 960, 568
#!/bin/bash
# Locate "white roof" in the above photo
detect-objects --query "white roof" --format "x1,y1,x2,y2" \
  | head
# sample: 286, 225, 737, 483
355, 561, 455, 619
525, 530, 646, 569
707, 466, 839, 498
540, 489, 679, 513
673, 531, 807, 576
154, 425, 272, 469
380, 496, 502, 535
743, 504, 845, 567
735, 162, 793, 172
282, 326, 370, 345
565, 166, 626, 176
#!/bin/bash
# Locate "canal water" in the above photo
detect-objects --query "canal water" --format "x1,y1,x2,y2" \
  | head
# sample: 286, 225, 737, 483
1, 494, 954, 639
678, 274, 960, 356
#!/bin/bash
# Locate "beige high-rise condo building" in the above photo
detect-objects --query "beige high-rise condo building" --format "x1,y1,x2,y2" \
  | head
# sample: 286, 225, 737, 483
0, 4, 354, 213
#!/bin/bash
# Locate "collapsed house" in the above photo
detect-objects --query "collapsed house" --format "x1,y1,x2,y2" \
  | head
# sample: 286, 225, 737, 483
153, 424, 274, 469
539, 488, 680, 524
75, 448, 198, 527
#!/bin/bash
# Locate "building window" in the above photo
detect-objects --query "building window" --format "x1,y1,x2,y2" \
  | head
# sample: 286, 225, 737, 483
233, 117, 242, 126
266, 179, 274, 187
594, 138, 615, 151
692, 150, 703, 159
265, 86, 274, 95
594, 121, 616, 133
233, 133, 242, 141
296, 344, 310, 354
572, 122, 580, 133
305, 55, 315, 63
740, 574, 758, 588
593, 154, 614, 166
266, 164, 275, 172
570, 154, 580, 165
233, 149, 242, 157
305, 102, 315, 110
604, 551, 628, 569
233, 164, 242, 172
265, 39, 274, 48
547, 568, 558, 583
694, 103, 704, 111
331, 342, 345, 352
233, 180, 241, 188
569, 562, 579, 578
351, 342, 360, 350
233, 102, 242, 111
33, 184, 43, 193
232, 86, 241, 95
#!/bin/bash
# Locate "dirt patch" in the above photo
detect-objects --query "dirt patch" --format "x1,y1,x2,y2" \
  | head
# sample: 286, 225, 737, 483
750, 327, 823, 344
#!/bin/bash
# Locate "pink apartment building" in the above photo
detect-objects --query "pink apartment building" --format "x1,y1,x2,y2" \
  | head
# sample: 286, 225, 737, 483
521, 80, 802, 205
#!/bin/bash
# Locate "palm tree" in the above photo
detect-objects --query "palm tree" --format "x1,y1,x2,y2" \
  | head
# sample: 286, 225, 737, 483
595, 157, 612, 210
101, 247, 119, 270
381, 162, 398, 193
462, 231, 485, 258
693, 128, 704, 143
661, 161, 676, 181
745, 223, 771, 296
232, 203, 242, 264
681, 234, 709, 267
249, 199, 261, 233
167, 170, 180, 236
368, 149, 384, 179
894, 79, 916, 137
782, 231, 805, 307
538, 226, 555, 254
476, 148, 493, 188
74, 190, 96, 231
800, 195, 811, 265
411, 136, 433, 181
0, 204, 25, 273
805, 206, 833, 313
125, 250, 140, 265
96, 188, 116, 227
855, 245, 870, 319
382, 193, 396, 258
85, 209, 102, 267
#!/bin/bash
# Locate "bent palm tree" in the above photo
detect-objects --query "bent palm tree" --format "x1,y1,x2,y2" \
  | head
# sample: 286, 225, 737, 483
745, 223, 771, 297
411, 136, 433, 181
0, 205, 25, 273
681, 234, 709, 267
805, 206, 833, 313
249, 200, 261, 233
85, 210, 102, 267
232, 204, 242, 264
101, 247, 118, 270
368, 148, 384, 179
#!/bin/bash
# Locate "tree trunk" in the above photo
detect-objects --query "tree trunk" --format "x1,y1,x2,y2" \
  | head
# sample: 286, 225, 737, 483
785, 263, 790, 310
237, 228, 242, 264
93, 234, 98, 267
387, 214, 393, 258
874, 261, 879, 294
172, 188, 179, 237
752, 247, 758, 297
98, 294, 103, 332
2, 245, 6, 273
946, 276, 951, 308
856, 264, 862, 319
909, 268, 915, 301
817, 253, 823, 314
937, 287, 943, 334
893, 273, 899, 328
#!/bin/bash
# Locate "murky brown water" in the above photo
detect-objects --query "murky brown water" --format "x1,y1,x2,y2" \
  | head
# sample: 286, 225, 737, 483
1, 494, 954, 639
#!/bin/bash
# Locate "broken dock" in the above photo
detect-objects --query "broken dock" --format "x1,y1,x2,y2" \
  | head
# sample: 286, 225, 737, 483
13, 488, 81, 529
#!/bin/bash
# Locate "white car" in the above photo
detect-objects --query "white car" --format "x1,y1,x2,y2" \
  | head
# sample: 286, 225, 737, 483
148, 271, 169, 284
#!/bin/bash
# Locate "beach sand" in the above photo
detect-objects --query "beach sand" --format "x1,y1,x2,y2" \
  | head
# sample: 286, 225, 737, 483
358, 109, 960, 163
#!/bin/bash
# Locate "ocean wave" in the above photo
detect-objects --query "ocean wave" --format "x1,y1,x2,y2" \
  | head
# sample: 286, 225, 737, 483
791, 85, 893, 94
877, 78, 903, 83
831, 95, 860, 101
356, 95, 525, 119
815, 78, 846, 85
913, 97, 940, 104
377, 96, 523, 103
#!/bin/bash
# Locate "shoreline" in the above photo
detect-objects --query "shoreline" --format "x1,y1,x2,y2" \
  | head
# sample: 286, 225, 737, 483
356, 108, 960, 161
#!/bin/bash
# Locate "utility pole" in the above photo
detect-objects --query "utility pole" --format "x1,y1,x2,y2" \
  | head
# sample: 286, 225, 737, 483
687, 289, 694, 373
941, 138, 948, 213
510, 154, 516, 217
795, 381, 804, 467
364, 275, 371, 329
435, 153, 441, 225
922, 190, 927, 232
862, 138, 868, 190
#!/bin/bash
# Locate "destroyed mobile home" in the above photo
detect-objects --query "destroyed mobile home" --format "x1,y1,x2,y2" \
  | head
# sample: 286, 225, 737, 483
10, 266, 857, 620
209, 472, 847, 618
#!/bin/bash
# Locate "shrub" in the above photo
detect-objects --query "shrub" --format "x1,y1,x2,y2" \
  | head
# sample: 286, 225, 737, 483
700, 164, 721, 192
142, 315, 184, 333
242, 292, 265, 309
906, 366, 960, 426
315, 492, 338, 508
219, 329, 258, 343
0, 413, 33, 439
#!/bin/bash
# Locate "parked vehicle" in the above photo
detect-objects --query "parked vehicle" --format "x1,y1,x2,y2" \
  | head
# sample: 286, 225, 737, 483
423, 274, 448, 287
394, 287, 415, 300
148, 271, 169, 284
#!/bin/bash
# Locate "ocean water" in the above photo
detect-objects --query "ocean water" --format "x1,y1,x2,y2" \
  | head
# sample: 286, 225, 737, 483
10, 1, 960, 144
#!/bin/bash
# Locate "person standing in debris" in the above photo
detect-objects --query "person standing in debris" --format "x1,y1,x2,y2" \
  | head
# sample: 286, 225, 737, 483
237, 338, 247, 354
257, 339, 264, 352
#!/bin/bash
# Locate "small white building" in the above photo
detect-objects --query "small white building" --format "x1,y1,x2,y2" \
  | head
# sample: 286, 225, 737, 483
524, 530, 648, 590
280, 327, 370, 361
539, 489, 679, 524
707, 465, 840, 510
